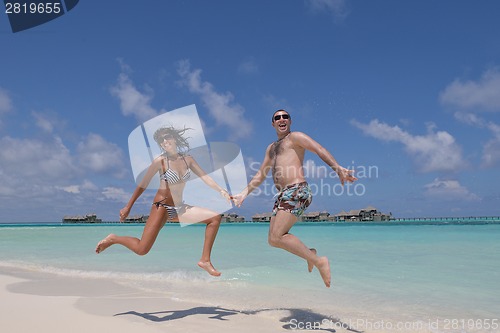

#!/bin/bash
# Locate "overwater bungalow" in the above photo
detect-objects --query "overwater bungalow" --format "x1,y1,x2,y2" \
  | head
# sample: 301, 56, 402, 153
333, 206, 392, 222
251, 212, 273, 222
62, 213, 102, 223
300, 211, 331, 221
123, 215, 148, 222
221, 213, 246, 223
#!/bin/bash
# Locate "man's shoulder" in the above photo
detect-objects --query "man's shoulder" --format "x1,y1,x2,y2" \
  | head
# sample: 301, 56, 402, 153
289, 131, 306, 137
289, 131, 310, 142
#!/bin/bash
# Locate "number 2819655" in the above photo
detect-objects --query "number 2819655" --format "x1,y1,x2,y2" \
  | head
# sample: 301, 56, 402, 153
5, 2, 62, 14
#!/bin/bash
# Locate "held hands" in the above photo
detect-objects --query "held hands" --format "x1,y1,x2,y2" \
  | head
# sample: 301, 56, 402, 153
338, 167, 358, 185
231, 193, 247, 207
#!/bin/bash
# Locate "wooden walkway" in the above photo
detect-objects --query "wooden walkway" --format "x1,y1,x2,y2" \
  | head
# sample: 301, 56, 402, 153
393, 216, 500, 222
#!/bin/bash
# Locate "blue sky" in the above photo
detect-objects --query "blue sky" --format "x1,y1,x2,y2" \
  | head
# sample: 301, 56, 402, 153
1, 0, 500, 222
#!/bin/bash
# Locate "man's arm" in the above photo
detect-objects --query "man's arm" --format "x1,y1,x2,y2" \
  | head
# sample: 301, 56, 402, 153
233, 144, 273, 206
291, 132, 357, 185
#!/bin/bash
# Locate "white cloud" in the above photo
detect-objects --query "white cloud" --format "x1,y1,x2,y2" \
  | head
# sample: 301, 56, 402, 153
0, 135, 78, 181
440, 68, 500, 111
77, 133, 127, 177
454, 112, 500, 168
0, 134, 81, 206
110, 71, 158, 122
482, 139, 500, 168
237, 58, 259, 75
176, 59, 252, 139
481, 121, 500, 168
81, 179, 99, 191
31, 111, 67, 134
453, 111, 486, 127
424, 178, 480, 202
101, 187, 130, 202
0, 86, 132, 221
263, 94, 292, 116
56, 185, 81, 194
0, 131, 130, 219
55, 180, 98, 194
0, 88, 12, 114
0, 88, 13, 126
351, 119, 465, 173
305, 0, 349, 20
32, 112, 54, 133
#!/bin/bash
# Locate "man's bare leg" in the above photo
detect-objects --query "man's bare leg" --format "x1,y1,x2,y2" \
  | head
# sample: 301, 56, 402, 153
307, 248, 317, 272
268, 211, 331, 287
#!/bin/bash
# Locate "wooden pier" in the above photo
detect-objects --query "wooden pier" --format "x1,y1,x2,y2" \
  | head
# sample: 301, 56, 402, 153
393, 216, 500, 223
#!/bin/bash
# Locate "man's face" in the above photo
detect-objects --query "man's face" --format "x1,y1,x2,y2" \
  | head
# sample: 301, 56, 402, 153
272, 111, 291, 134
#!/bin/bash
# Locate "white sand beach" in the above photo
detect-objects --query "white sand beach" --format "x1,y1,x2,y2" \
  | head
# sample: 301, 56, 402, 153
1, 268, 360, 333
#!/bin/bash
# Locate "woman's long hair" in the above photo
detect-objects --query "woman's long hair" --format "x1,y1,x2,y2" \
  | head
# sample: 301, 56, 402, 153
153, 126, 192, 154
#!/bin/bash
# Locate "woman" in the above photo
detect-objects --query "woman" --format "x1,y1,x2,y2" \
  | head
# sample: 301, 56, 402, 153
95, 126, 230, 276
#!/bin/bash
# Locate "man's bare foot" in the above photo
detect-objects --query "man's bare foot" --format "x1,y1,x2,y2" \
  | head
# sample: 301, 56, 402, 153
316, 256, 331, 288
307, 248, 317, 272
95, 234, 115, 254
198, 261, 221, 277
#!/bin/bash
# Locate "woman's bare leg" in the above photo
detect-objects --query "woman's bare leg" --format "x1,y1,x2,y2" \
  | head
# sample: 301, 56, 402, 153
178, 206, 222, 276
96, 205, 168, 256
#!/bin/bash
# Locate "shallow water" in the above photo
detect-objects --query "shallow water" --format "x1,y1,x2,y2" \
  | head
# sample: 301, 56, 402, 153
1, 222, 499, 332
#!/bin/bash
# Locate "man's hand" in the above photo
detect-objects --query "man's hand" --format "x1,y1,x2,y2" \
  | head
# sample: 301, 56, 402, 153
338, 167, 358, 185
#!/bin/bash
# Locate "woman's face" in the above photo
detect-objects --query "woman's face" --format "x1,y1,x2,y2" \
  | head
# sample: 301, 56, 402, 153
158, 132, 177, 153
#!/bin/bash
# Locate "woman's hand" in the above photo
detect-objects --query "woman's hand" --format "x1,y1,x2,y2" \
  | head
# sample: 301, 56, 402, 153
219, 189, 232, 203
119, 207, 131, 222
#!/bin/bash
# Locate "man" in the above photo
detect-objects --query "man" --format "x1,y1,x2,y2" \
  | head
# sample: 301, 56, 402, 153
232, 109, 357, 287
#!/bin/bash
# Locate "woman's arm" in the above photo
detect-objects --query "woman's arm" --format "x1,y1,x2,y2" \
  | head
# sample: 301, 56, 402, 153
186, 155, 231, 201
120, 157, 162, 221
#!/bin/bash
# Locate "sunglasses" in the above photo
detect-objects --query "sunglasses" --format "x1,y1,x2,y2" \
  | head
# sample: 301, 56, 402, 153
274, 114, 290, 121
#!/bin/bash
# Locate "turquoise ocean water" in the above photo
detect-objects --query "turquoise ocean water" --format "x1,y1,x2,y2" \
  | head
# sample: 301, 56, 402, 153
1, 221, 499, 332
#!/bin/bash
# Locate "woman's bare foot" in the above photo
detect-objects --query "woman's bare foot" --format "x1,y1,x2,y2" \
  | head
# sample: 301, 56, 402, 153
197, 261, 221, 277
316, 256, 331, 288
95, 234, 115, 254
307, 248, 317, 272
